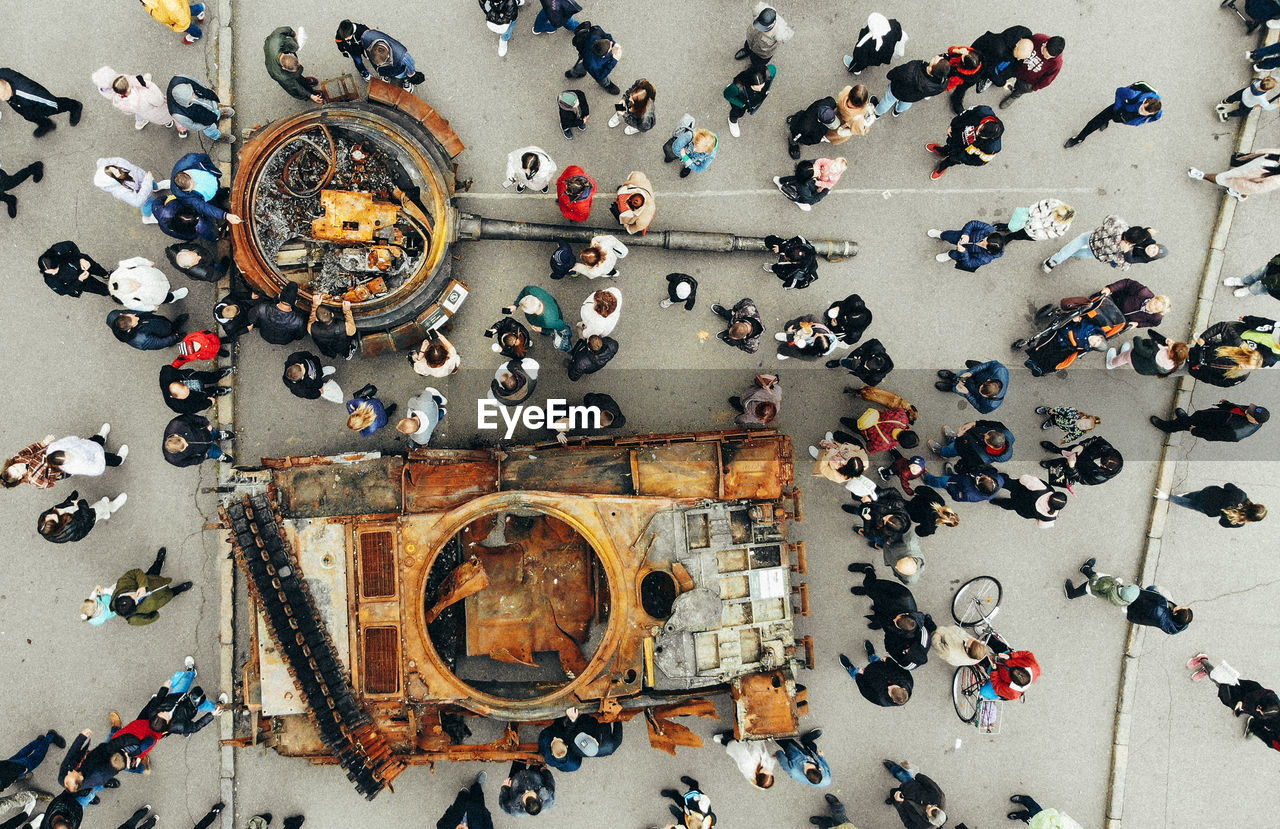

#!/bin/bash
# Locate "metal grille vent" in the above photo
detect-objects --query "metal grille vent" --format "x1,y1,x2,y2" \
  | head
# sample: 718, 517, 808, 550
363, 626, 400, 694
359, 530, 396, 598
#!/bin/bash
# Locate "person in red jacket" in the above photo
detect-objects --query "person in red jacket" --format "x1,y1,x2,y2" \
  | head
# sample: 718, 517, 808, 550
556, 165, 595, 222
171, 330, 222, 368
841, 408, 918, 454
999, 34, 1065, 109
982, 650, 1040, 701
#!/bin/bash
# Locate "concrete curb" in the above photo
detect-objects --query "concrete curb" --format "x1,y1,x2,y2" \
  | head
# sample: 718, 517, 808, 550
1102, 27, 1278, 829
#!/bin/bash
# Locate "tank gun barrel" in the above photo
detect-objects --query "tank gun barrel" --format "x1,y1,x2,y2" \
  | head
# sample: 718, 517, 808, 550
454, 213, 858, 261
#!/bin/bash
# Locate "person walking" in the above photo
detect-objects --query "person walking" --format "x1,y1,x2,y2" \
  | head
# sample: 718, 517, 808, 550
713, 298, 764, 352
1063, 557, 1142, 605
479, 0, 522, 58
1105, 329, 1188, 375
38, 241, 111, 299
950, 25, 1032, 113
577, 288, 621, 339
505, 286, 573, 350
935, 359, 1007, 412
927, 221, 1005, 271
1189, 149, 1280, 202
533, 0, 581, 35
565, 22, 622, 95
306, 295, 357, 360
162, 414, 234, 467
608, 79, 656, 136
95, 549, 194, 627
1060, 278, 1170, 331
1155, 484, 1266, 528
723, 63, 776, 138
1184, 320, 1264, 387
1034, 405, 1102, 444
611, 170, 655, 234
926, 105, 1004, 180
91, 68, 172, 131
775, 731, 831, 788
710, 732, 774, 790
555, 165, 595, 220
848, 563, 935, 669
1005, 794, 1082, 827
335, 20, 425, 88
0, 68, 82, 137
396, 387, 447, 447
1064, 81, 1162, 149
1042, 215, 1165, 274
282, 351, 343, 402
566, 335, 618, 381
730, 373, 781, 428
843, 389, 918, 454
166, 76, 234, 142
735, 4, 793, 66
991, 475, 1067, 528
839, 640, 912, 706
264, 27, 322, 103
140, 0, 206, 44
874, 54, 951, 118
843, 12, 906, 75
345, 385, 396, 437
499, 760, 555, 817
882, 760, 946, 829
1223, 252, 1280, 300
1067, 560, 1192, 633
437, 773, 494, 829
785, 97, 840, 160
408, 329, 461, 377
998, 34, 1065, 109
249, 282, 307, 345
0, 731, 64, 791
555, 88, 589, 139
503, 147, 557, 193
37, 490, 127, 544
661, 273, 698, 311
774, 157, 847, 211
659, 777, 716, 829
995, 198, 1075, 244
1185, 654, 1280, 749
0, 156, 43, 219
668, 124, 718, 178
808, 794, 857, 829
108, 257, 187, 312
571, 234, 628, 278
2, 426, 126, 490
1215, 76, 1279, 122
928, 420, 1014, 467
160, 364, 232, 414
166, 241, 229, 284
490, 357, 539, 406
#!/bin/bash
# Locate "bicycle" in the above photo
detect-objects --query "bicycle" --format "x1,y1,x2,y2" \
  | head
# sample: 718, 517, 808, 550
950, 576, 1004, 730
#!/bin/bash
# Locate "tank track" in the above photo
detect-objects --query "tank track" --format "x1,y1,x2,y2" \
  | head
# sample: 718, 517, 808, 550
222, 492, 404, 798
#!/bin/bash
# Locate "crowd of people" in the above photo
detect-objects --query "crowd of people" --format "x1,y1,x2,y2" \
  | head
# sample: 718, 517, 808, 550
2, 0, 1278, 827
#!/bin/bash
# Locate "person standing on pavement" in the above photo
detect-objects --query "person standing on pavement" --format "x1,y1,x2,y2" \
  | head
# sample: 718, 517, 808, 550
499, 761, 555, 817
162, 414, 234, 467
345, 385, 396, 437
991, 475, 1067, 528
926, 105, 1004, 180
109, 257, 187, 312
0, 156, 43, 219
1223, 252, 1280, 300
713, 298, 764, 353
723, 63, 776, 138
0, 68, 82, 137
874, 54, 951, 118
950, 25, 1032, 113
396, 387, 446, 447
669, 125, 719, 178
935, 359, 1008, 412
1039, 436, 1122, 489
264, 27, 323, 103
490, 357, 540, 406
505, 285, 573, 350
566, 335, 617, 381
660, 777, 716, 829
773, 157, 847, 211
843, 390, 917, 454
785, 98, 840, 160
1064, 81, 1162, 149
931, 626, 990, 667
883, 760, 946, 829
282, 351, 343, 402
711, 732, 774, 789
608, 80, 656, 136
1215, 75, 1278, 121
483, 316, 531, 357
735, 4, 793, 67
611, 171, 655, 235
730, 373, 781, 428
89, 548, 193, 627
170, 153, 241, 225
824, 294, 871, 346
927, 221, 1005, 271
503, 147, 556, 193
571, 234, 628, 278
38, 490, 127, 544
842, 12, 906, 75
995, 198, 1075, 244
556, 89, 589, 139
775, 731, 831, 788
479, 0, 522, 58
924, 464, 1004, 504
166, 242, 228, 283
160, 363, 232, 414
91, 68, 173, 131
1155, 484, 1266, 527
566, 23, 622, 95
409, 330, 461, 378
998, 34, 1065, 109
307, 295, 357, 360
848, 563, 935, 669
661, 273, 697, 310
39, 242, 111, 299
928, 420, 1014, 467
828, 85, 876, 143
335, 21, 425, 88
2, 426, 126, 490
140, 0, 206, 44
764, 234, 819, 289
577, 287, 621, 339
840, 640, 912, 706
215, 285, 261, 343
1105, 329, 1188, 374
556, 165, 595, 220
1185, 654, 1280, 746
532, 0, 581, 35
249, 282, 307, 346
437, 773, 494, 829
166, 77, 235, 142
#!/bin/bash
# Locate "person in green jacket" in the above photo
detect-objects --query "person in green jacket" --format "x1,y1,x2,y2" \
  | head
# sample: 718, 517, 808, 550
723, 63, 776, 138
265, 27, 323, 104
503, 286, 573, 351
102, 548, 193, 627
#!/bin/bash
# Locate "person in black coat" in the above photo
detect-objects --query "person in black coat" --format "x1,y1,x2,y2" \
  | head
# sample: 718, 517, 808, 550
903, 486, 956, 537
1126, 587, 1192, 635
991, 476, 1067, 524
437, 775, 495, 829
215, 285, 262, 343
824, 294, 872, 346
108, 310, 188, 351
160, 364, 232, 414
1039, 436, 1122, 487
845, 488, 911, 548
1149, 401, 1268, 442
42, 789, 85, 829
0, 156, 43, 219
566, 335, 617, 381
555, 392, 624, 443
764, 234, 819, 289
163, 414, 234, 467
929, 105, 1003, 179
282, 351, 334, 400
0, 68, 82, 137
843, 14, 905, 75
38, 241, 110, 298
484, 316, 532, 358
153, 196, 218, 242
661, 272, 698, 311
1158, 483, 1266, 528
875, 55, 950, 118
37, 490, 120, 544
307, 294, 357, 359
950, 26, 1033, 113
840, 640, 913, 706
785, 97, 839, 159
251, 282, 307, 345
165, 242, 228, 283
884, 761, 947, 829
848, 563, 935, 669
830, 338, 894, 385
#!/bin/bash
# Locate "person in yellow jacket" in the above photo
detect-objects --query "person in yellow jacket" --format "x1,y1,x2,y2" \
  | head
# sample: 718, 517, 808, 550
140, 0, 207, 44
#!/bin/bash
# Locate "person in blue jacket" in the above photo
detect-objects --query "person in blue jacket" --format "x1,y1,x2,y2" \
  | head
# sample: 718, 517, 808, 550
335, 20, 424, 88
153, 196, 218, 242
565, 23, 621, 95
108, 309, 188, 351
1065, 82, 1162, 148
929, 220, 1005, 272
1126, 585, 1192, 635
924, 464, 1005, 503
935, 359, 1008, 412
775, 730, 831, 787
170, 153, 241, 225
929, 419, 1014, 467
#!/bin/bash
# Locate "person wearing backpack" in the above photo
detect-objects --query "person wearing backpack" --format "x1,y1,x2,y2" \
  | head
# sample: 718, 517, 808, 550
1064, 82, 1162, 149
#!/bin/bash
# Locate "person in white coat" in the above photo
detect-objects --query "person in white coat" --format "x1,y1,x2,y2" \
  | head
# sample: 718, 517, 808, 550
91, 67, 173, 130
396, 387, 447, 447
94, 157, 164, 222
576, 287, 621, 338
502, 146, 557, 193
108, 257, 187, 312
711, 732, 776, 790
571, 235, 628, 278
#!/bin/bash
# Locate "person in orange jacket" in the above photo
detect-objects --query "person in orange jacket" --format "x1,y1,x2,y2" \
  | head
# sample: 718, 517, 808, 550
982, 650, 1040, 701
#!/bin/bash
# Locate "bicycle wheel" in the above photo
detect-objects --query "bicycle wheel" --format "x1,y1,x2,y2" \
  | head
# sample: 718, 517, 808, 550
952, 665, 984, 723
951, 576, 1003, 627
